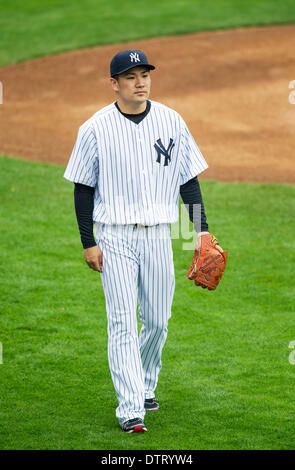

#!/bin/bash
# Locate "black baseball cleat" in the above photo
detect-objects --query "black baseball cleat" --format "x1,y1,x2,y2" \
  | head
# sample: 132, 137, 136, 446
121, 418, 147, 433
144, 398, 159, 411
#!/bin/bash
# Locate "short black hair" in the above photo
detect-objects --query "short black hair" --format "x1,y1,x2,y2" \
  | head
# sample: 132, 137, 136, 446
112, 66, 150, 81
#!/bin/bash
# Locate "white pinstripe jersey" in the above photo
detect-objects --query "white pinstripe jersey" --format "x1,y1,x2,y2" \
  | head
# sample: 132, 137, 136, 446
64, 100, 208, 225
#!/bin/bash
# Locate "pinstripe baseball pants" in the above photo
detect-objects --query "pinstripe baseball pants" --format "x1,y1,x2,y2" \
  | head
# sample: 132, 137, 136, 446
95, 222, 175, 425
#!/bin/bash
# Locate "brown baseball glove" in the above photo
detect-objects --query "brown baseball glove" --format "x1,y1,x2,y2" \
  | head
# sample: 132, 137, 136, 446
187, 233, 228, 290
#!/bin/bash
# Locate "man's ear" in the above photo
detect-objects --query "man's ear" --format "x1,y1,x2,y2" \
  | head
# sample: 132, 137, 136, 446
110, 77, 119, 92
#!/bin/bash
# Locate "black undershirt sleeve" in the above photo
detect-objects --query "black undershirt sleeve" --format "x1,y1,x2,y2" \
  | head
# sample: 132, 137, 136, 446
180, 176, 209, 232
74, 183, 96, 249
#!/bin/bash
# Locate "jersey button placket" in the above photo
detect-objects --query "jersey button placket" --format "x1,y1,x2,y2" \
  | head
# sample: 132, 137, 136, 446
132, 127, 143, 219
136, 128, 146, 219
137, 128, 150, 222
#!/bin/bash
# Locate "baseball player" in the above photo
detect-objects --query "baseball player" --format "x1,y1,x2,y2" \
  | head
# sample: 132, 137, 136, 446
64, 50, 225, 433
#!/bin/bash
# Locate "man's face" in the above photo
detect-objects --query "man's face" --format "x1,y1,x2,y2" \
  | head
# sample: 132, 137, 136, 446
110, 66, 151, 105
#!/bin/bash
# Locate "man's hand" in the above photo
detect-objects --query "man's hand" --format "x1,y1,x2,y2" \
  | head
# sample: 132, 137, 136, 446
84, 245, 103, 272
189, 232, 228, 290
196, 231, 224, 254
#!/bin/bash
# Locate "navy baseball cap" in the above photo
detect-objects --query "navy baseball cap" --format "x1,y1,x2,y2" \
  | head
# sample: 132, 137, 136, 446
110, 50, 155, 77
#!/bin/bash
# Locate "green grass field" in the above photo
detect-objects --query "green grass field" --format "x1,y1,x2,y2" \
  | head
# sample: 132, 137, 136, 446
0, 0, 295, 67
0, 155, 294, 450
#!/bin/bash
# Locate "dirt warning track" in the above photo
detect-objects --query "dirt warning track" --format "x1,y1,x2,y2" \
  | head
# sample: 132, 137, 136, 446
0, 24, 294, 183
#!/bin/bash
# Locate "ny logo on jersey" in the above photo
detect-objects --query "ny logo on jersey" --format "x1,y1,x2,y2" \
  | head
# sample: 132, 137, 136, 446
154, 138, 175, 167
130, 52, 140, 63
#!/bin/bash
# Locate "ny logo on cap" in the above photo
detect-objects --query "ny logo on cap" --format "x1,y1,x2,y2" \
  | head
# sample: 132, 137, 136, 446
154, 138, 175, 167
130, 52, 140, 63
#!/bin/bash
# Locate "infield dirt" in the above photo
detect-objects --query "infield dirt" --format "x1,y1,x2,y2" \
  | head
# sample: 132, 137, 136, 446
0, 24, 294, 183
